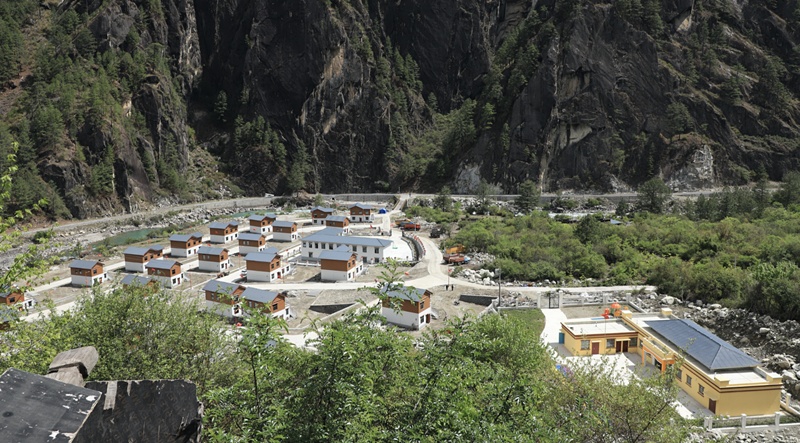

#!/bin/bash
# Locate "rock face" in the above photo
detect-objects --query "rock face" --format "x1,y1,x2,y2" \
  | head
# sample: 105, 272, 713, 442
10, 0, 800, 217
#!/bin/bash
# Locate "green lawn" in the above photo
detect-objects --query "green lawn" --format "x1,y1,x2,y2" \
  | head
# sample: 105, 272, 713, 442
503, 309, 546, 337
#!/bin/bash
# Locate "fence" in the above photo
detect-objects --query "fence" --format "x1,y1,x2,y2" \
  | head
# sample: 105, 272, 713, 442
703, 412, 800, 432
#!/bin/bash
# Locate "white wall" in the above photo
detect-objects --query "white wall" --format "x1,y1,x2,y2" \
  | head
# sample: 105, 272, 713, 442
171, 247, 199, 258
382, 307, 432, 330
198, 259, 231, 273
273, 232, 299, 242
125, 262, 146, 273
71, 274, 106, 287
239, 245, 265, 255
210, 233, 238, 244
302, 241, 387, 264
250, 225, 273, 235
320, 269, 349, 282
150, 273, 183, 288
349, 215, 374, 223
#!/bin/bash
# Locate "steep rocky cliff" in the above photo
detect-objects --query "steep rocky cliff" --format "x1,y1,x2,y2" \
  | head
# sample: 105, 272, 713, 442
1, 0, 799, 217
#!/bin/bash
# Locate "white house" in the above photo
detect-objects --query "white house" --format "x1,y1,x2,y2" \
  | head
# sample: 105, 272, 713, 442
381, 287, 433, 330
238, 232, 267, 255
248, 213, 276, 236
349, 203, 374, 223
197, 246, 232, 273
145, 259, 184, 288
203, 279, 246, 317
169, 232, 203, 257
302, 231, 392, 264
69, 260, 107, 287
272, 220, 299, 242
209, 221, 240, 244
240, 287, 290, 319
122, 245, 164, 273
245, 251, 291, 282
310, 206, 335, 225
319, 245, 364, 282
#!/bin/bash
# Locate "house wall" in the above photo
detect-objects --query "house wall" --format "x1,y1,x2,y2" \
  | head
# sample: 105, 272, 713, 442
243, 295, 287, 319
71, 274, 105, 287
562, 329, 640, 357
149, 273, 183, 288
302, 241, 386, 264
170, 244, 200, 257
124, 262, 147, 273
1, 292, 23, 306
239, 244, 265, 255
273, 228, 299, 242
382, 306, 432, 330
210, 232, 238, 244
198, 259, 231, 273
247, 264, 291, 282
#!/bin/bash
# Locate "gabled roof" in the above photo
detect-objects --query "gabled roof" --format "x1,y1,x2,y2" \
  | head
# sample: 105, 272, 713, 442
319, 245, 356, 261
202, 279, 242, 294
245, 252, 279, 263
383, 286, 428, 302
70, 259, 103, 270
145, 259, 180, 270
272, 220, 296, 228
0, 287, 21, 299
209, 221, 239, 229
241, 287, 282, 304
248, 213, 277, 222
120, 275, 153, 286
238, 232, 265, 242
169, 232, 203, 242
315, 227, 344, 236
310, 206, 335, 214
198, 246, 228, 256
350, 203, 372, 210
123, 245, 164, 256
325, 215, 348, 223
303, 232, 392, 247
646, 319, 760, 371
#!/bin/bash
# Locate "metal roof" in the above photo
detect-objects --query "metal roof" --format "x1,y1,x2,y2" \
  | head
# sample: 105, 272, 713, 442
383, 286, 428, 302
319, 246, 355, 261
303, 232, 392, 248
248, 213, 277, 222
245, 252, 278, 263
238, 232, 264, 241
123, 245, 164, 256
169, 232, 203, 242
242, 287, 282, 304
350, 203, 372, 210
209, 221, 239, 229
325, 215, 348, 223
198, 246, 227, 256
70, 259, 103, 270
310, 206, 335, 213
120, 275, 153, 286
315, 227, 344, 236
145, 259, 180, 270
0, 288, 21, 299
272, 220, 296, 228
646, 319, 760, 371
202, 279, 241, 294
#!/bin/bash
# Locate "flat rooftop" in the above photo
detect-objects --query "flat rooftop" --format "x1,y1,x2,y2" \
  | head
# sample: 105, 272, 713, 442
561, 318, 635, 335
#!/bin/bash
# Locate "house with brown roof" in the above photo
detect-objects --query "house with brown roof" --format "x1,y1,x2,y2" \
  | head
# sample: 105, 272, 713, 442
169, 233, 203, 257
324, 215, 350, 233
123, 245, 165, 273
70, 260, 108, 287
381, 286, 433, 330
349, 203, 374, 223
310, 207, 335, 225
145, 259, 184, 288
248, 213, 276, 236
238, 232, 267, 255
197, 247, 232, 273
272, 220, 299, 242
319, 246, 363, 282
245, 251, 291, 282
209, 221, 240, 244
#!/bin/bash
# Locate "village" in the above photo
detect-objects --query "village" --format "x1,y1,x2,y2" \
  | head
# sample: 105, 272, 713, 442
2, 195, 800, 439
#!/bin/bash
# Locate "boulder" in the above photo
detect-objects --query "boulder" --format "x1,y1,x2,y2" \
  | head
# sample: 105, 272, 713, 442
660, 296, 676, 305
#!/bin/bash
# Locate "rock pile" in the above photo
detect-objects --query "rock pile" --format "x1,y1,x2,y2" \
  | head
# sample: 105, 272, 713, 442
498, 292, 538, 308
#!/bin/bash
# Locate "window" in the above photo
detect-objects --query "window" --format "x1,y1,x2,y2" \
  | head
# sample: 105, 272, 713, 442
698, 385, 705, 397
420, 301, 425, 309
272, 303, 278, 311
686, 375, 692, 387
329, 244, 333, 250
606, 339, 615, 349
172, 269, 177, 275
675, 369, 682, 381
629, 337, 638, 347
420, 316, 425, 324
362, 246, 367, 253
374, 247, 379, 254
581, 340, 590, 350
93, 269, 98, 275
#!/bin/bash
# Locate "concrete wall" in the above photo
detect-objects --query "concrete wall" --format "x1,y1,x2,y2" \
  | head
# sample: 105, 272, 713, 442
382, 307, 431, 330
125, 262, 146, 273
171, 247, 198, 258
198, 260, 230, 273
458, 294, 497, 306
239, 245, 265, 255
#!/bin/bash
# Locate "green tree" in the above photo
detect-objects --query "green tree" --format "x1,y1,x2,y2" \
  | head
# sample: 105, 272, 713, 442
637, 177, 672, 214
433, 185, 453, 211
666, 101, 692, 138
515, 179, 540, 213
213, 90, 228, 124
774, 171, 800, 208
287, 141, 310, 195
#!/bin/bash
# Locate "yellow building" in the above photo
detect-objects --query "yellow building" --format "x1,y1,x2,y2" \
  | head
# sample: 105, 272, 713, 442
560, 309, 782, 416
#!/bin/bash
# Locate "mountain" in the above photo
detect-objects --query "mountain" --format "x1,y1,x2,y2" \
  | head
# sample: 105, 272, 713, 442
0, 0, 798, 218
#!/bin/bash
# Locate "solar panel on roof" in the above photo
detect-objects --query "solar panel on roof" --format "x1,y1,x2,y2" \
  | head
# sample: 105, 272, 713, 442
646, 319, 759, 371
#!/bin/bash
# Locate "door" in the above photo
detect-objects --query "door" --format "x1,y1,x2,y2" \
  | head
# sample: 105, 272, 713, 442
549, 293, 560, 308
558, 332, 565, 344
591, 342, 600, 355
615, 341, 622, 353
708, 399, 717, 414
622, 341, 629, 352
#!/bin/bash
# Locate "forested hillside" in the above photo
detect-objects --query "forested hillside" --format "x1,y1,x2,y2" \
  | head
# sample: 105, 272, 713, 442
1, 0, 799, 218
